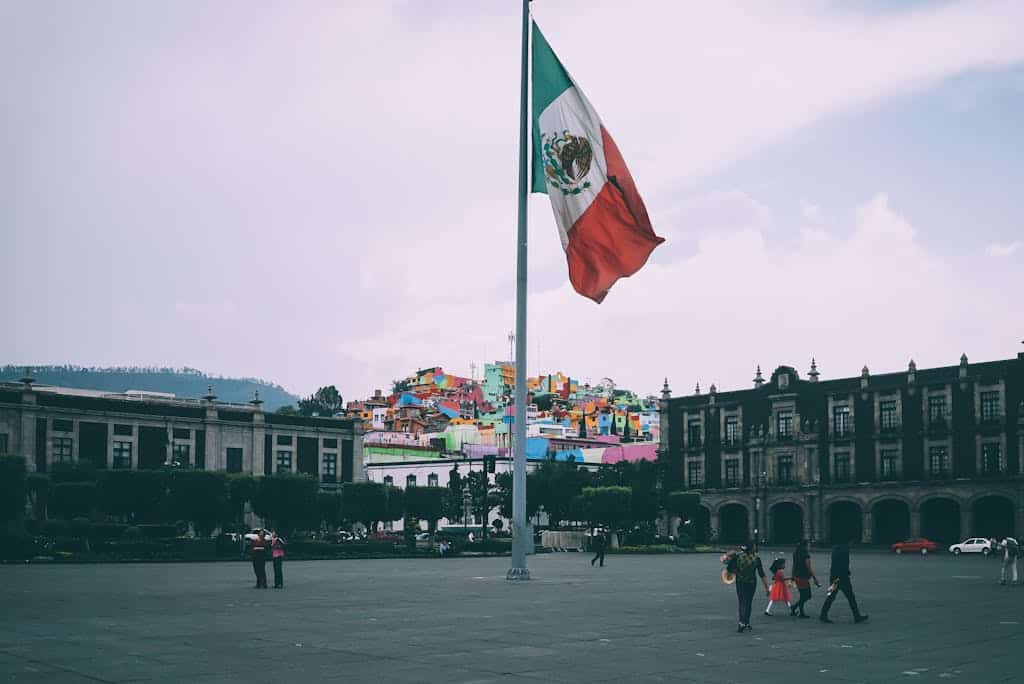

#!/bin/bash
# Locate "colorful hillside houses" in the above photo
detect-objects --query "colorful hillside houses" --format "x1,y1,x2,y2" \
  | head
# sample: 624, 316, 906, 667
347, 364, 660, 470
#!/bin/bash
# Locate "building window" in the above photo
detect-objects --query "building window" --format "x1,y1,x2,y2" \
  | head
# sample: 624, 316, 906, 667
777, 411, 794, 440
880, 450, 898, 480
928, 396, 946, 424
384, 475, 394, 487
982, 443, 1002, 475
833, 406, 851, 437
52, 437, 73, 463
777, 454, 794, 484
725, 416, 739, 445
322, 452, 337, 482
53, 419, 74, 433
687, 461, 703, 487
0, 433, 7, 454
227, 447, 243, 473
724, 459, 740, 488
428, 473, 439, 487
880, 400, 899, 430
323, 438, 338, 449
172, 428, 191, 440
929, 446, 948, 478
113, 441, 132, 469
778, 374, 789, 389
276, 435, 293, 446
981, 391, 1000, 422
172, 443, 190, 466
113, 424, 133, 436
687, 420, 701, 447
276, 451, 292, 473
834, 453, 851, 483
406, 474, 417, 488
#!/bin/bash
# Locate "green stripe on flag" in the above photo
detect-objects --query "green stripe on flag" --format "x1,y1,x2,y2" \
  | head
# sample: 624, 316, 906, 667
531, 22, 573, 194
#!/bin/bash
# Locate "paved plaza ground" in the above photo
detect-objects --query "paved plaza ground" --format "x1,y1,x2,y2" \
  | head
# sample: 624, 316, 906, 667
0, 550, 1020, 683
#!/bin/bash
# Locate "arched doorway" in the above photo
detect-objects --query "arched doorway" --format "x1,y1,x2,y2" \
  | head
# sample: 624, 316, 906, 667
828, 501, 863, 544
872, 499, 911, 545
972, 496, 1015, 540
921, 498, 960, 544
719, 503, 750, 544
770, 502, 804, 545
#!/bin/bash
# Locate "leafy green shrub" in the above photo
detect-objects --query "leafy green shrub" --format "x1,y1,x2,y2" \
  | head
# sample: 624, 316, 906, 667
50, 461, 96, 484
0, 455, 27, 524
675, 533, 694, 548
50, 482, 97, 519
136, 524, 178, 539
0, 534, 46, 561
611, 545, 685, 554
123, 526, 142, 540
40, 519, 71, 538
86, 523, 129, 540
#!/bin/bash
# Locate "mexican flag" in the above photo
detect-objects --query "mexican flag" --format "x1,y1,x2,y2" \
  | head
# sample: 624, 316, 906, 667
532, 22, 664, 303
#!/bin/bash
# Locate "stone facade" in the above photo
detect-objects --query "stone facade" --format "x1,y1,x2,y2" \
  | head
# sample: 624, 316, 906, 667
0, 380, 362, 487
660, 354, 1024, 546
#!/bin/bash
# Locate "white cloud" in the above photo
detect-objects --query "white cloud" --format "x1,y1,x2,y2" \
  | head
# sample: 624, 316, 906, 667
3, 1, 1024, 397
987, 241, 1020, 257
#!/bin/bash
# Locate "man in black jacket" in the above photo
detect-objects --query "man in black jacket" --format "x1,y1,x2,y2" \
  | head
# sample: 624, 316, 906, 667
820, 537, 869, 624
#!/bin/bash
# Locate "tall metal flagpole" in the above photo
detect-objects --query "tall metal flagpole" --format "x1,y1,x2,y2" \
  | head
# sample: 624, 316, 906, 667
507, 0, 531, 581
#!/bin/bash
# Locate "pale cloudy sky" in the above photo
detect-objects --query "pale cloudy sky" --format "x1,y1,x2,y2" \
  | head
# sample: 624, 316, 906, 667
2, 1, 1022, 400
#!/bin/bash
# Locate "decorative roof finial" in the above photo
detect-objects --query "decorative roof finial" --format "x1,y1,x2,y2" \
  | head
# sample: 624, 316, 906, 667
19, 366, 35, 388
753, 365, 764, 389
960, 353, 968, 365
709, 383, 717, 395
250, 390, 264, 407
908, 359, 917, 372
203, 385, 217, 403
808, 358, 820, 382
661, 378, 672, 400
694, 381, 701, 395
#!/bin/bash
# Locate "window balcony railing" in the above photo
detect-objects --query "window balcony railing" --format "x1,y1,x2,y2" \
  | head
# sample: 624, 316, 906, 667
724, 478, 741, 489
979, 412, 1004, 425
832, 427, 852, 439
687, 437, 703, 449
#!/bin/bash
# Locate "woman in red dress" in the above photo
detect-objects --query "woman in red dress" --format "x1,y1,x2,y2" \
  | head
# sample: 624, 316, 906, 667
764, 558, 792, 616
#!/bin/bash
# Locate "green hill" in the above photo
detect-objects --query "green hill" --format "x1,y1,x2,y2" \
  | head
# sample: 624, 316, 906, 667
0, 365, 298, 410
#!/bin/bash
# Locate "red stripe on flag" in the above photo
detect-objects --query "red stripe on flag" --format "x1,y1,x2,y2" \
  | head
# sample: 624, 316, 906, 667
564, 127, 664, 303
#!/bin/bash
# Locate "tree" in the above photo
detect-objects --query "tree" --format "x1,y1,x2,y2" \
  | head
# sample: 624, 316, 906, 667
666, 490, 703, 532
622, 416, 632, 443
252, 474, 319, 536
382, 485, 405, 532
581, 486, 631, 543
317, 491, 344, 531
533, 460, 591, 528
465, 471, 498, 539
26, 473, 51, 521
97, 470, 167, 523
404, 485, 446, 542
225, 474, 257, 529
167, 471, 228, 536
442, 468, 465, 523
50, 482, 97, 520
609, 412, 618, 436
391, 379, 411, 394
298, 385, 344, 417
341, 481, 387, 534
275, 405, 298, 415
0, 456, 26, 528
578, 414, 588, 438
495, 471, 542, 522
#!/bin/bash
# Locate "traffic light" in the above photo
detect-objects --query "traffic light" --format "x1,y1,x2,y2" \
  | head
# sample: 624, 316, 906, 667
484, 456, 496, 473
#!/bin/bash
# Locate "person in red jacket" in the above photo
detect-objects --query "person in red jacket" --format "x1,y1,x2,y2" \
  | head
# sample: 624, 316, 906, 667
250, 530, 268, 588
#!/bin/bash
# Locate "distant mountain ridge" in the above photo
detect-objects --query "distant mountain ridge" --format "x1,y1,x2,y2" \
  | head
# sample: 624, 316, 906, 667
0, 365, 299, 410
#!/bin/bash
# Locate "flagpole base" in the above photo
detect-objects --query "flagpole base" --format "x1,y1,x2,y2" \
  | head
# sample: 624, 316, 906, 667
506, 566, 531, 581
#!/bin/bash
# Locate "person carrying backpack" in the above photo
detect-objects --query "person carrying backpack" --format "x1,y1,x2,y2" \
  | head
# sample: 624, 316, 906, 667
999, 537, 1019, 585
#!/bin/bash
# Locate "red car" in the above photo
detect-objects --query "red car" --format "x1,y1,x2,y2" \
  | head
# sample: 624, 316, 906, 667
891, 538, 939, 555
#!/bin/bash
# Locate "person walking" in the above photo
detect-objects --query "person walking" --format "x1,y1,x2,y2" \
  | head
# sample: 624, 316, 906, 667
726, 541, 770, 633
250, 529, 268, 589
270, 530, 286, 589
764, 558, 792, 616
999, 536, 1019, 585
790, 539, 820, 618
820, 536, 868, 624
591, 529, 607, 567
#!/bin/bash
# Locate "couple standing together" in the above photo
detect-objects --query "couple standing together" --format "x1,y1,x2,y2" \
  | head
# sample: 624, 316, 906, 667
728, 537, 869, 632
250, 529, 286, 589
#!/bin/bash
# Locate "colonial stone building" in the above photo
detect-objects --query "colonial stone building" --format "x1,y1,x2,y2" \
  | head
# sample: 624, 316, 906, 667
659, 353, 1024, 546
0, 376, 362, 487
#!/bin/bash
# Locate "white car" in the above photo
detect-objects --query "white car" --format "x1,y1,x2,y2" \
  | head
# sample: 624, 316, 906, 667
949, 537, 992, 556
243, 528, 272, 542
